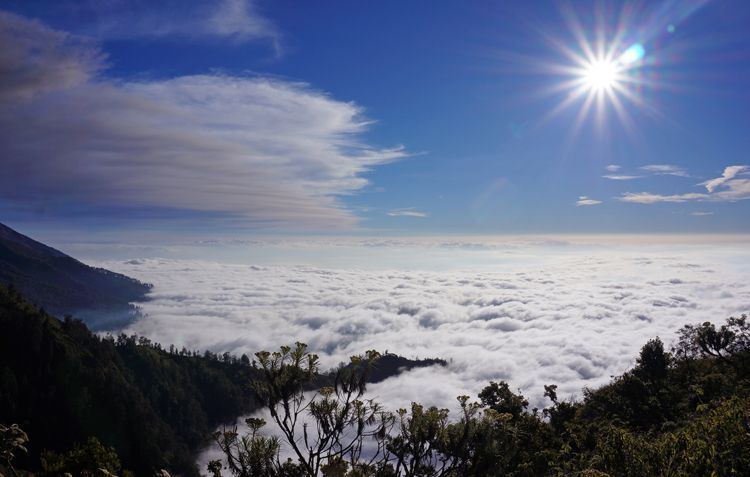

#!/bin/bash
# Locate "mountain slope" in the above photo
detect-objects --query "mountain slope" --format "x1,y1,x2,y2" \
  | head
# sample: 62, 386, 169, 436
0, 222, 151, 329
0, 285, 450, 475
0, 284, 260, 476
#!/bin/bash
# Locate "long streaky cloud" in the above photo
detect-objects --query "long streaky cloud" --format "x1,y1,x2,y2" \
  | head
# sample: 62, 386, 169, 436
0, 11, 407, 229
576, 196, 602, 206
640, 164, 689, 177
387, 209, 428, 218
603, 175, 642, 181
620, 192, 709, 204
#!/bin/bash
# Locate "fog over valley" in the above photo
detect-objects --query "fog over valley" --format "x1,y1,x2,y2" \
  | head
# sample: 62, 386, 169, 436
93, 237, 750, 411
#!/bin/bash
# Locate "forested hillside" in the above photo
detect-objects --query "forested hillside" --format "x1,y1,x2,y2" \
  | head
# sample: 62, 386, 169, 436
0, 285, 446, 476
0, 223, 151, 329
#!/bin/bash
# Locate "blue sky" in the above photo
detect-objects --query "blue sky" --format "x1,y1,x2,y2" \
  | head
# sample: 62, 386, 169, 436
2, 0, 750, 240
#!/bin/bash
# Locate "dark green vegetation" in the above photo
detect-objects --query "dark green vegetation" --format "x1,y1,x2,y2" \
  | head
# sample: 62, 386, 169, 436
0, 223, 151, 330
209, 317, 750, 477
0, 285, 444, 476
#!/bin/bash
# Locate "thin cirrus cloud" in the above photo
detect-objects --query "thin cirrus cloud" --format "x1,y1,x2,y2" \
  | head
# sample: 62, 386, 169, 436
576, 196, 602, 206
0, 11, 407, 229
605, 164, 621, 172
639, 164, 689, 177
620, 165, 750, 204
603, 175, 642, 181
387, 208, 428, 218
47, 0, 280, 50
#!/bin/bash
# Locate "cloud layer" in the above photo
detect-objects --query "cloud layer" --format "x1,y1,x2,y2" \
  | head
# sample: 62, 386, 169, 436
101, 240, 750, 415
0, 11, 405, 229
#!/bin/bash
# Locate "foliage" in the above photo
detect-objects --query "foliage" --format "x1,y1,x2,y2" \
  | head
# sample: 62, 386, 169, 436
212, 418, 281, 477
214, 313, 750, 477
0, 284, 257, 476
591, 397, 750, 477
252, 344, 393, 476
0, 285, 445, 476
41, 436, 122, 476
0, 423, 28, 476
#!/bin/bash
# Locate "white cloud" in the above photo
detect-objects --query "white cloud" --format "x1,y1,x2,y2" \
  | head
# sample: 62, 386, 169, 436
620, 192, 709, 204
603, 175, 642, 181
100, 240, 750, 416
620, 165, 750, 204
701, 165, 749, 193
605, 164, 621, 172
387, 208, 428, 218
640, 164, 689, 177
690, 211, 714, 216
576, 196, 602, 206
0, 12, 406, 229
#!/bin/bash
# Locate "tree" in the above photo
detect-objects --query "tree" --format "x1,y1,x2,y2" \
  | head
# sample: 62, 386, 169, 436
634, 337, 670, 382
219, 343, 394, 476
0, 423, 28, 477
212, 418, 282, 477
675, 315, 750, 374
218, 344, 522, 477
41, 436, 122, 476
477, 381, 528, 419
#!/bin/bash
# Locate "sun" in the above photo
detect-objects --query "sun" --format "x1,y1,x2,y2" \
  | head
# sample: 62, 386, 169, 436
582, 60, 619, 92
538, 38, 652, 138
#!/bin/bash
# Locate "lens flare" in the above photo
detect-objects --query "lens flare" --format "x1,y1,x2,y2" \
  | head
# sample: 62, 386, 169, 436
620, 43, 645, 65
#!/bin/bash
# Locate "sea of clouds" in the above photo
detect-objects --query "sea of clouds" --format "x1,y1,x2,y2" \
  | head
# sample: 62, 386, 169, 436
97, 237, 750, 415
94, 237, 750, 466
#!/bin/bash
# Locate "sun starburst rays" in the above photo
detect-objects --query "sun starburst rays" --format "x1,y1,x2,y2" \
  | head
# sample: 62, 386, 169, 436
537, 4, 658, 140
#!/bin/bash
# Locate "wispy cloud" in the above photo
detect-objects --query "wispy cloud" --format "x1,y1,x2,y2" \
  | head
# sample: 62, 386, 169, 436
620, 192, 708, 204
701, 165, 748, 193
620, 165, 750, 204
605, 164, 621, 172
690, 211, 714, 216
576, 196, 602, 206
640, 164, 689, 177
62, 0, 281, 49
0, 11, 407, 229
603, 175, 642, 181
387, 208, 428, 218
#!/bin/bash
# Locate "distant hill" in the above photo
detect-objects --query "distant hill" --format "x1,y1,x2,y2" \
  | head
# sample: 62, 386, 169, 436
0, 222, 151, 329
